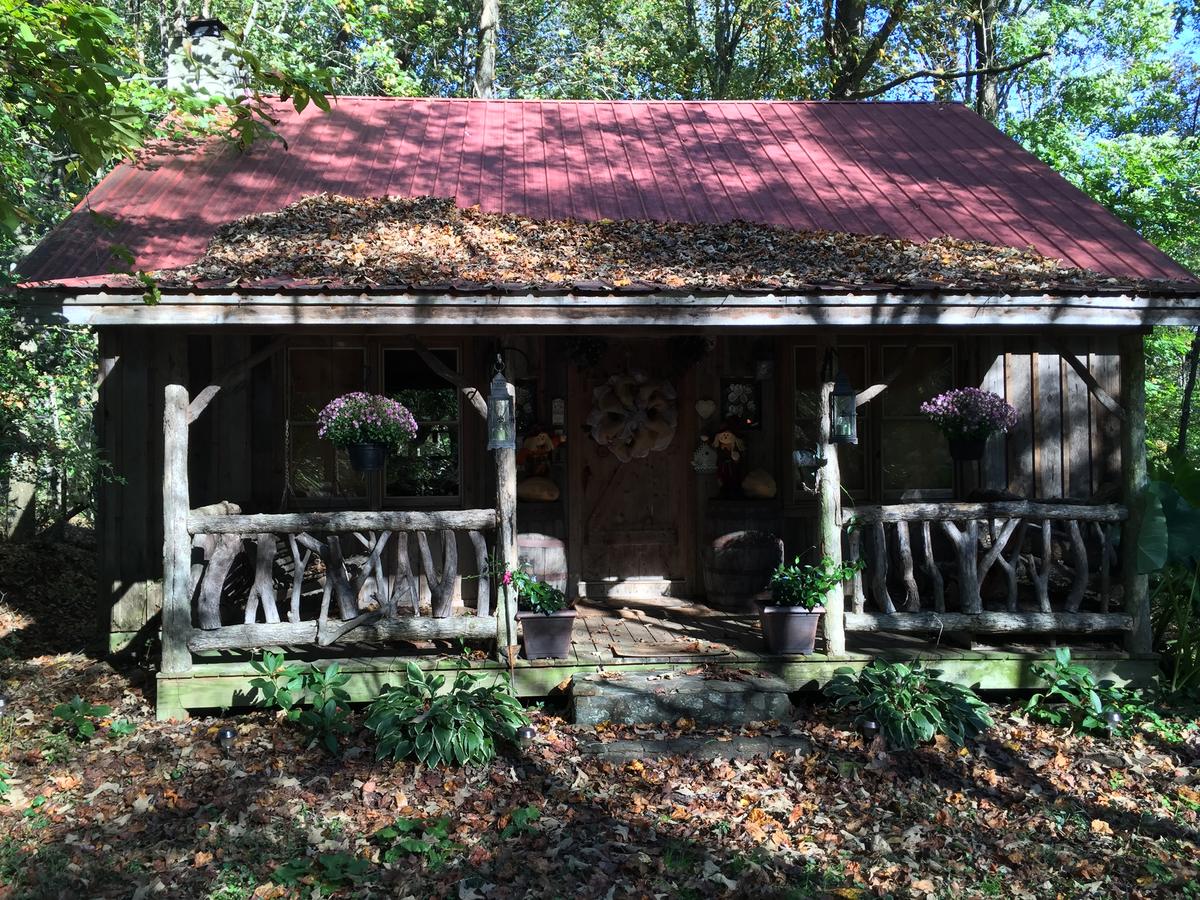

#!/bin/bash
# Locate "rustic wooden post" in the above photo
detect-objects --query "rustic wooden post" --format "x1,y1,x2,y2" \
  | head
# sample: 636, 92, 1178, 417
495, 380, 519, 664
818, 376, 846, 655
162, 384, 193, 675
1119, 333, 1153, 655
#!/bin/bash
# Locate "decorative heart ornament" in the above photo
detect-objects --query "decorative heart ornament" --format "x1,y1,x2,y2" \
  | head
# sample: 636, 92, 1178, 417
695, 399, 717, 420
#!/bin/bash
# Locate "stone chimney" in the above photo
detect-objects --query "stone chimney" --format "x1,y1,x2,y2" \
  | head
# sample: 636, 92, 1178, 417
166, 18, 243, 97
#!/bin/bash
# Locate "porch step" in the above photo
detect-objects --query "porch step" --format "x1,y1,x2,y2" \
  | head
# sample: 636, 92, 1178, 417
578, 734, 810, 762
570, 670, 792, 726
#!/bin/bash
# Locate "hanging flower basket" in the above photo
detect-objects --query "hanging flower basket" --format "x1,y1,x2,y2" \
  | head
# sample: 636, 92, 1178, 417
920, 388, 1018, 462
317, 392, 418, 474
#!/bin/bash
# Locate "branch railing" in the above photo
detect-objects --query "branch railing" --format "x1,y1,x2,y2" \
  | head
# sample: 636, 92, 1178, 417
842, 501, 1132, 635
162, 383, 519, 674
185, 509, 500, 653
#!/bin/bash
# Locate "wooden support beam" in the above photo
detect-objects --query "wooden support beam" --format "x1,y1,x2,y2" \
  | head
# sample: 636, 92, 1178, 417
188, 508, 497, 535
844, 611, 1133, 634
185, 615, 499, 651
407, 336, 488, 420
186, 336, 286, 424
1058, 348, 1127, 422
495, 381, 519, 663
1119, 333, 1153, 654
818, 371, 847, 655
162, 384, 193, 674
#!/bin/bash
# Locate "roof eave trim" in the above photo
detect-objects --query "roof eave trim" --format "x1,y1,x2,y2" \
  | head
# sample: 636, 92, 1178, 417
15, 289, 1200, 328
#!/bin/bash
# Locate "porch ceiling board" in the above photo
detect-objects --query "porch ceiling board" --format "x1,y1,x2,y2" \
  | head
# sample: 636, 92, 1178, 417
23, 289, 1200, 328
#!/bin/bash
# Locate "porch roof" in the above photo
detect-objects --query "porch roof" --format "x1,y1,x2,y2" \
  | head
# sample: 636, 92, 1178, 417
16, 98, 1198, 299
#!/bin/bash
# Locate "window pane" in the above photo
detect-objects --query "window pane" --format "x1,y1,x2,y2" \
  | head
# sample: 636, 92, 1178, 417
288, 348, 367, 499
383, 349, 461, 498
882, 421, 952, 496
882, 346, 954, 417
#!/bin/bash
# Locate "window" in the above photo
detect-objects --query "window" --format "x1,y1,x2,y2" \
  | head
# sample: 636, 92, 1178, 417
383, 348, 461, 500
879, 345, 954, 500
287, 347, 368, 500
793, 346, 867, 501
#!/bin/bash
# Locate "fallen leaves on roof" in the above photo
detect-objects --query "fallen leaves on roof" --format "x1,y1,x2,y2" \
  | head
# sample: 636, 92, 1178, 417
163, 194, 1156, 294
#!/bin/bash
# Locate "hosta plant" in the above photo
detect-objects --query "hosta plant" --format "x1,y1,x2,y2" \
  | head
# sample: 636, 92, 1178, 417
365, 660, 528, 767
824, 660, 993, 750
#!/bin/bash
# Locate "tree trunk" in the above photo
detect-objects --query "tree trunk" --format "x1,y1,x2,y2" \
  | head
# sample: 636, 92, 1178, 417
473, 0, 499, 98
973, 0, 1000, 120
1176, 328, 1200, 456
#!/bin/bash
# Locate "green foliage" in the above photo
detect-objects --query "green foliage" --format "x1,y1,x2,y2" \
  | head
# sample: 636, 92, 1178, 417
0, 762, 10, 804
1151, 565, 1200, 698
1025, 647, 1179, 737
824, 660, 994, 750
51, 695, 112, 742
108, 718, 136, 738
500, 804, 541, 839
769, 555, 863, 610
510, 567, 569, 614
249, 652, 352, 754
372, 816, 461, 868
364, 660, 528, 768
271, 852, 371, 889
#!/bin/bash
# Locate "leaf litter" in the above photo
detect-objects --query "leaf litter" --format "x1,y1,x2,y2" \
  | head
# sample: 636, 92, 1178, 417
0, 536, 1196, 898
162, 195, 1191, 295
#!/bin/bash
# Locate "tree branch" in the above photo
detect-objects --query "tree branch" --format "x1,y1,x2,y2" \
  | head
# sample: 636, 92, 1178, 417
848, 49, 1049, 100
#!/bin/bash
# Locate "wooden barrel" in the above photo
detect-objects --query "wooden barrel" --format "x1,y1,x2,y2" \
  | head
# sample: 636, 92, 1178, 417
703, 530, 783, 612
517, 533, 569, 593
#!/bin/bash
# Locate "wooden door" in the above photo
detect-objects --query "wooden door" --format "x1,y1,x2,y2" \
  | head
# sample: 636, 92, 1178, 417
570, 340, 694, 598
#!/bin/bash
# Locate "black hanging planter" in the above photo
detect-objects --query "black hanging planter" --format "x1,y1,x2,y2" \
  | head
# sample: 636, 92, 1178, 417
948, 437, 987, 462
347, 441, 387, 473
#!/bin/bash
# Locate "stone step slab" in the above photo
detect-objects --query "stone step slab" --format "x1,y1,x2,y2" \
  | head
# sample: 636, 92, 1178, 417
570, 670, 792, 726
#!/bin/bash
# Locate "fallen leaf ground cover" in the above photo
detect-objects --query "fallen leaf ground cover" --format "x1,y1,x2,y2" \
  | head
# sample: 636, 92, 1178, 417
0, 535, 1197, 899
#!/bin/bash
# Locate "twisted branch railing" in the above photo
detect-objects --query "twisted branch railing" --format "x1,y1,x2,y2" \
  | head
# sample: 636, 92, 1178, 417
843, 502, 1131, 635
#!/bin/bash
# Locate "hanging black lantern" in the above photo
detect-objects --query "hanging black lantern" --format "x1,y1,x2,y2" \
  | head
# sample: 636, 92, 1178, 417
830, 369, 858, 445
487, 358, 516, 451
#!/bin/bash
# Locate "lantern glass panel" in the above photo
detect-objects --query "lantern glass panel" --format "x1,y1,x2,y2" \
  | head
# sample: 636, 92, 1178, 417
487, 373, 516, 450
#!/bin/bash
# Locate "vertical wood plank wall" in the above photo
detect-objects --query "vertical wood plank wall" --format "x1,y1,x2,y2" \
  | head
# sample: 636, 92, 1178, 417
974, 334, 1123, 500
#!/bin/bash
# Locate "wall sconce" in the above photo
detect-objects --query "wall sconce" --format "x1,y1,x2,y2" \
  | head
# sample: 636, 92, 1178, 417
830, 368, 858, 445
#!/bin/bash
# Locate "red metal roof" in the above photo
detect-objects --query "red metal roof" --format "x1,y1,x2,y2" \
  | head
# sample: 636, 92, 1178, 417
19, 98, 1196, 286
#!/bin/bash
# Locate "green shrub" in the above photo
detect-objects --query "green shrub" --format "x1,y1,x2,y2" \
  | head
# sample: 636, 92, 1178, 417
1026, 647, 1181, 738
509, 568, 569, 614
51, 696, 111, 742
1151, 564, 1200, 699
365, 661, 528, 768
250, 652, 352, 754
824, 660, 993, 750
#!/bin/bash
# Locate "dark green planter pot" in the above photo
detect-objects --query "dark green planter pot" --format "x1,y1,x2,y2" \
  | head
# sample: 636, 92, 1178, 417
347, 442, 387, 473
518, 609, 577, 659
760, 606, 823, 655
948, 437, 987, 461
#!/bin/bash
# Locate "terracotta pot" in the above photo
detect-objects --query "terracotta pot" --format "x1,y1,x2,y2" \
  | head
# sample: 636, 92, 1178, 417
347, 441, 387, 472
948, 437, 987, 461
518, 609, 577, 659
760, 606, 823, 655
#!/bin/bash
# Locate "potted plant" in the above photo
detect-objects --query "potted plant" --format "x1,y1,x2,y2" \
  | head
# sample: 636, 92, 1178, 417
761, 555, 862, 655
919, 387, 1018, 462
508, 568, 575, 659
317, 392, 418, 473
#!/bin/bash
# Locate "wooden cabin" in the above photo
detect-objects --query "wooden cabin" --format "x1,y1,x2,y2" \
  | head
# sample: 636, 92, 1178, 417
16, 98, 1200, 719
